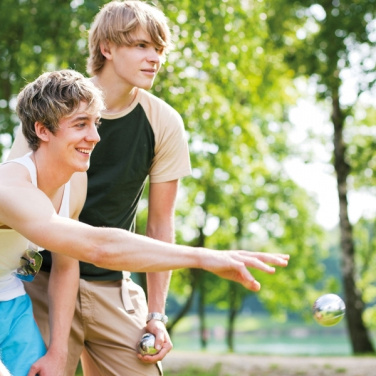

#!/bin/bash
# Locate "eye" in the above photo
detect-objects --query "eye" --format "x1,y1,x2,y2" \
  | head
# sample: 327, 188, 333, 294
95, 120, 102, 129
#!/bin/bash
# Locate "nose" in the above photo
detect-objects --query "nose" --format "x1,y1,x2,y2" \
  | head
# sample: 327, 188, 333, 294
86, 123, 101, 144
147, 47, 161, 64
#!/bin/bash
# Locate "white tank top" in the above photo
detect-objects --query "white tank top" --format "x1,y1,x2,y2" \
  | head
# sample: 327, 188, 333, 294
0, 152, 70, 301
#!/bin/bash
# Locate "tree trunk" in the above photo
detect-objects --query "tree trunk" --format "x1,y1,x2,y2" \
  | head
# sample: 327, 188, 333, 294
168, 269, 199, 336
226, 282, 240, 352
198, 271, 208, 349
332, 92, 375, 354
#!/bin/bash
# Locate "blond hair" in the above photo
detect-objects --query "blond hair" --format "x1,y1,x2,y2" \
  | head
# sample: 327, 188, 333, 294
87, 0, 171, 76
17, 70, 105, 151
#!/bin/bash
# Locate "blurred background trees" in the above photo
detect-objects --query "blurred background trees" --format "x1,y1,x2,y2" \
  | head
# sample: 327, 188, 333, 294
1, 0, 375, 354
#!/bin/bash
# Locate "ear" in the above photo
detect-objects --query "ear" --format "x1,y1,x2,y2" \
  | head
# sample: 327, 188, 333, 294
100, 40, 113, 61
34, 121, 51, 143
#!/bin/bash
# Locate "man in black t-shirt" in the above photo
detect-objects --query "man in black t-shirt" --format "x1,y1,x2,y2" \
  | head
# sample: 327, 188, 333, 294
6, 2, 290, 376
29, 2, 190, 375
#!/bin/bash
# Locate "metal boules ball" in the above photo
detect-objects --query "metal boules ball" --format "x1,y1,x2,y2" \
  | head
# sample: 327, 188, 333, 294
313, 293, 346, 327
137, 333, 159, 355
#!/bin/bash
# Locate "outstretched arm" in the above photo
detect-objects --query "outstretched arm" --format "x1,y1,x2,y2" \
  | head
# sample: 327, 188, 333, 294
0, 164, 289, 291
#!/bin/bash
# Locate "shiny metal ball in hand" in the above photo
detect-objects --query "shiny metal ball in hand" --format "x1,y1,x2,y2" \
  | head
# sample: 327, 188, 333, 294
137, 333, 159, 355
313, 294, 346, 327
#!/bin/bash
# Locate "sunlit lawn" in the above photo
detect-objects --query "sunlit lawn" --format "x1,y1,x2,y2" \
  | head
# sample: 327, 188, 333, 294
169, 313, 351, 356
74, 313, 374, 375
75, 364, 221, 376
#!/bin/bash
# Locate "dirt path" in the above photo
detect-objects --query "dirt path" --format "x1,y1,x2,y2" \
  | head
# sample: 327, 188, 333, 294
163, 351, 376, 376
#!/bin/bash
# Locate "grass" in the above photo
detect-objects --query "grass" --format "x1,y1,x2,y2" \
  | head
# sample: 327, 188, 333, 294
75, 363, 228, 376
73, 313, 376, 375
169, 312, 352, 356
165, 364, 224, 376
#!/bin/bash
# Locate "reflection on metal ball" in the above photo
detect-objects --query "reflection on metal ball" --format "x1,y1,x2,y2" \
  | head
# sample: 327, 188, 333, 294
137, 333, 158, 355
313, 293, 346, 327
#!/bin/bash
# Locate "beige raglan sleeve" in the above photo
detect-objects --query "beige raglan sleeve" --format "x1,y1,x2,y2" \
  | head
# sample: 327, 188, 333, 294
147, 96, 191, 183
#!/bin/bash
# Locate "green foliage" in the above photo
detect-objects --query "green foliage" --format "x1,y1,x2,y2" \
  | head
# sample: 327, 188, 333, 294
265, 0, 376, 353
354, 218, 376, 329
156, 0, 328, 327
0, 0, 105, 148
0, 0, 346, 344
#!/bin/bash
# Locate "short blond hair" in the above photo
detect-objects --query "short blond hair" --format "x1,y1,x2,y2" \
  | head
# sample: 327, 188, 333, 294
87, 0, 171, 76
17, 70, 105, 151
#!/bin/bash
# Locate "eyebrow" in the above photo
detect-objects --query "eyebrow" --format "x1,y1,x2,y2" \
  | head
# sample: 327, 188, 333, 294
70, 115, 91, 122
132, 38, 152, 45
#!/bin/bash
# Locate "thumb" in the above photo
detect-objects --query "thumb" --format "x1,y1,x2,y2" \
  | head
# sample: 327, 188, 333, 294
27, 362, 41, 376
241, 268, 261, 291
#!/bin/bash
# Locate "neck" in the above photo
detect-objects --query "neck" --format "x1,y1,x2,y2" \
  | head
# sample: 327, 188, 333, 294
92, 73, 137, 115
32, 150, 71, 198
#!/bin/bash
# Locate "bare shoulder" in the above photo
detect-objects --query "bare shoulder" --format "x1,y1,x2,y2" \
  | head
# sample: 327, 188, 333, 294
0, 165, 45, 228
0, 162, 31, 185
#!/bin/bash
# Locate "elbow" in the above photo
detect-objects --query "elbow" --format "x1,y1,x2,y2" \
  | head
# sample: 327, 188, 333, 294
78, 227, 123, 270
84, 244, 109, 268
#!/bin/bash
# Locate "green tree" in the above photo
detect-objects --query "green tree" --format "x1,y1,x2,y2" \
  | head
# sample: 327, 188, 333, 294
0, 0, 335, 353
0, 0, 103, 158
156, 0, 329, 350
266, 0, 376, 353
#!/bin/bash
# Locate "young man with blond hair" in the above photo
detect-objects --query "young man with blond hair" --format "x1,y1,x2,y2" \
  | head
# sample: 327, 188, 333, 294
7, 2, 289, 375
1, 69, 103, 376
3, 68, 289, 375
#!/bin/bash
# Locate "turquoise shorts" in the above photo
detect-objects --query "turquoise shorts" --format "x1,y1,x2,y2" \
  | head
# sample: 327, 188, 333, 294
0, 294, 46, 376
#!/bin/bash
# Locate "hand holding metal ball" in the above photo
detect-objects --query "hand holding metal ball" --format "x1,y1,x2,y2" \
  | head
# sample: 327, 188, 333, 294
313, 293, 346, 327
137, 333, 159, 356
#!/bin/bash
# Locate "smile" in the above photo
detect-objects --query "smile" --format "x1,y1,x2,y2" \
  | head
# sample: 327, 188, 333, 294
76, 148, 92, 155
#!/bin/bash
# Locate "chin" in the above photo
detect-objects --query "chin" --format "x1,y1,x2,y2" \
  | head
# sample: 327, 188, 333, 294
139, 80, 155, 90
75, 163, 90, 172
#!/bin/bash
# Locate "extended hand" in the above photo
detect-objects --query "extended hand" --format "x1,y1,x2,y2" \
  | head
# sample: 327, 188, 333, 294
202, 250, 289, 291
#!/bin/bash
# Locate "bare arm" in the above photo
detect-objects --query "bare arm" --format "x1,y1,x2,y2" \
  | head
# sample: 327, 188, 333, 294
0, 164, 289, 291
140, 180, 178, 362
146, 181, 176, 312
27, 173, 85, 376
28, 254, 79, 376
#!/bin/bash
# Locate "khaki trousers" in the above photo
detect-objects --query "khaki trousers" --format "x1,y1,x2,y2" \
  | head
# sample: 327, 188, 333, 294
25, 271, 162, 376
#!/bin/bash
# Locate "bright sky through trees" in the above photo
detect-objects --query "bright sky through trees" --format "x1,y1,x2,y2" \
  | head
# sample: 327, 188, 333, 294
286, 89, 376, 229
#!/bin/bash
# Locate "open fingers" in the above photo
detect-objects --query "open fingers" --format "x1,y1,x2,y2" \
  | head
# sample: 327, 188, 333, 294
237, 251, 289, 268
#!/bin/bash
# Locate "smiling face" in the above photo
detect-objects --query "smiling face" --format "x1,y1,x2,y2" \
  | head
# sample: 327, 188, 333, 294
45, 101, 101, 173
17, 70, 105, 152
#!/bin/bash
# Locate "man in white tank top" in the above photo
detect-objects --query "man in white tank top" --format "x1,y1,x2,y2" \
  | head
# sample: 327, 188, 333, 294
0, 69, 104, 376
1, 70, 289, 375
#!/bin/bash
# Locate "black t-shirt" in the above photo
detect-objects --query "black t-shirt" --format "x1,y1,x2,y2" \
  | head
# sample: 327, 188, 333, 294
42, 89, 191, 280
